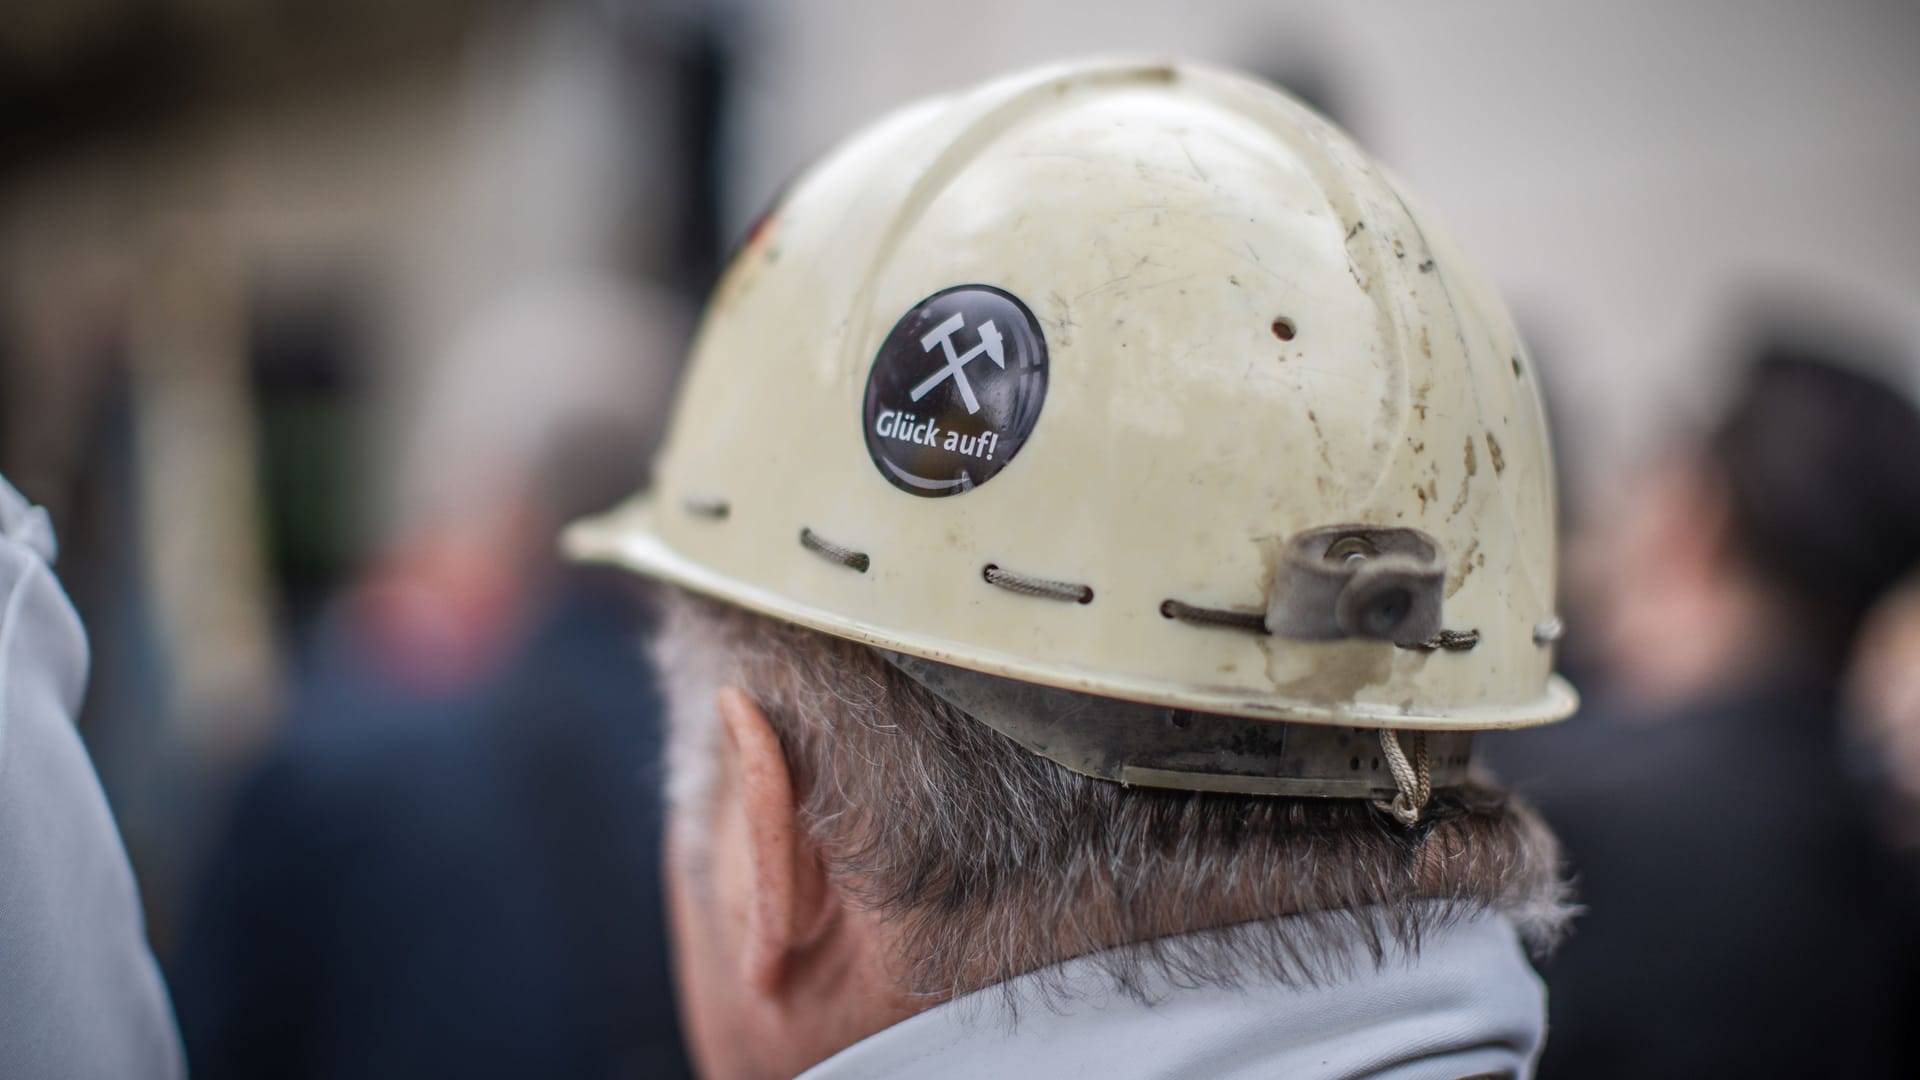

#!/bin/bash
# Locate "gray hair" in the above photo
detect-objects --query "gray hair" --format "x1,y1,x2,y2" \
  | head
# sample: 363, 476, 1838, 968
652, 587, 1571, 1004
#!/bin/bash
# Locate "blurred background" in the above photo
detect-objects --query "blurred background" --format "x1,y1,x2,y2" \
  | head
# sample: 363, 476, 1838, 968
3, 0, 1918, 1076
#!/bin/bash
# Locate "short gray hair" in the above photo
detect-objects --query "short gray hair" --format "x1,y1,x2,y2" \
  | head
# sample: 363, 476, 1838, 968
653, 587, 1571, 1003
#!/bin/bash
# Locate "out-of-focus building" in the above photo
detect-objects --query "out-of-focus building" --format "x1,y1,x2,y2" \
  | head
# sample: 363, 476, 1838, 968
0, 0, 712, 940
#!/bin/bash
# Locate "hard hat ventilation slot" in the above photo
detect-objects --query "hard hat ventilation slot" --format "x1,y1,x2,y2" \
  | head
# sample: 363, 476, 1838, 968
682, 496, 731, 520
982, 563, 1093, 604
1159, 598, 1269, 634
799, 527, 870, 573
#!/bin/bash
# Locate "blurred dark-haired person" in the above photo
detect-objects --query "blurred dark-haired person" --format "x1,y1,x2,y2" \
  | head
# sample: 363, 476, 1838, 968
1, 474, 186, 1078
1488, 337, 1920, 1076
166, 281, 692, 1079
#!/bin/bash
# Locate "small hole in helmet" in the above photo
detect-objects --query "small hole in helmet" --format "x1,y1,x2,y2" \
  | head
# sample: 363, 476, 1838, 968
1271, 316, 1297, 341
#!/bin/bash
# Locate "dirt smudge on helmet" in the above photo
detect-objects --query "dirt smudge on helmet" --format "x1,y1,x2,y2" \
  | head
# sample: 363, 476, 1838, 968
1269, 640, 1394, 704
1449, 435, 1477, 516
1446, 537, 1482, 599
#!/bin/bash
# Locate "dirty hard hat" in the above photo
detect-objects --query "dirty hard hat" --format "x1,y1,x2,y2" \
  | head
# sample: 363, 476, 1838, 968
566, 57, 1577, 820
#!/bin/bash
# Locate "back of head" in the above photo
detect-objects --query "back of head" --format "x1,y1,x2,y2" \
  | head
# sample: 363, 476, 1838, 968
1711, 333, 1920, 665
655, 588, 1566, 1002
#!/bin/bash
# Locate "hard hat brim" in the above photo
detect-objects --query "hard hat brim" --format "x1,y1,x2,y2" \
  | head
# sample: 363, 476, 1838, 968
564, 495, 1579, 732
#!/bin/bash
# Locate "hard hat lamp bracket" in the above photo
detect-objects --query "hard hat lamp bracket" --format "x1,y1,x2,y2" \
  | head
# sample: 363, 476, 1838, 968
1268, 526, 1448, 647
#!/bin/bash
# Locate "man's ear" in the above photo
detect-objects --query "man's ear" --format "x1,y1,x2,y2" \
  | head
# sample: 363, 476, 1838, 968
715, 686, 834, 996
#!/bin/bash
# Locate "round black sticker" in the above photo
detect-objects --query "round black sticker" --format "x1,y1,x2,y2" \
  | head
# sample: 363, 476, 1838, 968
862, 285, 1048, 497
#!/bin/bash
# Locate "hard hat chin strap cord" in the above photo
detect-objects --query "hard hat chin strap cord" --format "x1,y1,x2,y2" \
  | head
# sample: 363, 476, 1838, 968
981, 563, 1095, 604
1374, 729, 1432, 826
798, 527, 871, 573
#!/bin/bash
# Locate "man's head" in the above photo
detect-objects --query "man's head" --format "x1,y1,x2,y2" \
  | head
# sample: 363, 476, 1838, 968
652, 588, 1568, 1079
565, 58, 1579, 1077
1586, 331, 1920, 700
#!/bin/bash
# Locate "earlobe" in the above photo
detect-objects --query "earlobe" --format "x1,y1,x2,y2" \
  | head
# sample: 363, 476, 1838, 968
715, 686, 833, 997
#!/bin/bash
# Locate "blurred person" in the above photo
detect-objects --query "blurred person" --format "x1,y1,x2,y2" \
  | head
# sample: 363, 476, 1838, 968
567, 59, 1579, 1079
1, 474, 186, 1078
1848, 576, 1920, 862
1487, 334, 1920, 1076
166, 280, 693, 1079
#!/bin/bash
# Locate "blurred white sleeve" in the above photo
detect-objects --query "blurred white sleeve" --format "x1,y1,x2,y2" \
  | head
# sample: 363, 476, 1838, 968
0, 476, 186, 1080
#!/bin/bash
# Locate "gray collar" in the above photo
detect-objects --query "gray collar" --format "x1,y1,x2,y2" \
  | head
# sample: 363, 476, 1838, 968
0, 476, 57, 563
799, 911, 1543, 1080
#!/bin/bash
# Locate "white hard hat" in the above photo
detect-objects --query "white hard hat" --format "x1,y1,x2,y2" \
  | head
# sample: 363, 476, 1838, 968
568, 58, 1576, 815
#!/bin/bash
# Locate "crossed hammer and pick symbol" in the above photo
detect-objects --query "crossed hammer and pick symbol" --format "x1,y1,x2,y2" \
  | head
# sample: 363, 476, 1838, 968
909, 312, 1005, 415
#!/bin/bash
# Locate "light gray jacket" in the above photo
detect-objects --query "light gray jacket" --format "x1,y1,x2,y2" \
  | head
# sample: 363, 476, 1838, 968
1, 476, 186, 1079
